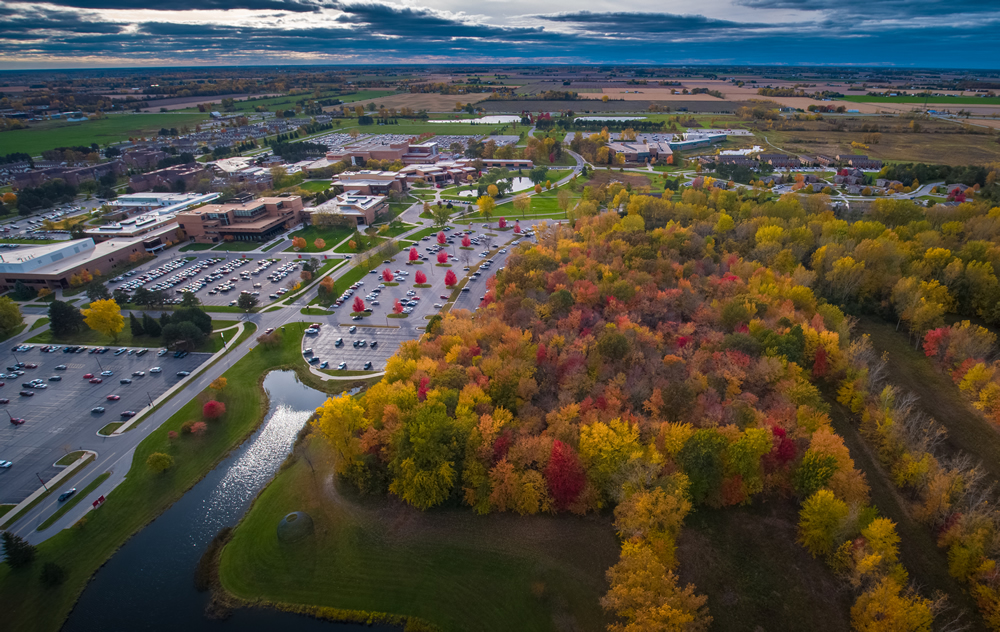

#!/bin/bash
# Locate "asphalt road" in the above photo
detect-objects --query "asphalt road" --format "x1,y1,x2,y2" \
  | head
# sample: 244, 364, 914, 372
0, 348, 208, 504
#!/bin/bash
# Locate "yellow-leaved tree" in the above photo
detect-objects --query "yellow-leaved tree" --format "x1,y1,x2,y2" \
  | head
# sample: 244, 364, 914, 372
477, 195, 496, 225
83, 298, 124, 343
314, 394, 369, 477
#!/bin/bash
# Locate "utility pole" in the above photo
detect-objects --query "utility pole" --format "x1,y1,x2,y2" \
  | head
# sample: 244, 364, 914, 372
36, 472, 48, 491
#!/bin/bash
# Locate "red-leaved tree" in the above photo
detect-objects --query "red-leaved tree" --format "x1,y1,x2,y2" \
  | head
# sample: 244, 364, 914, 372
812, 344, 828, 378
437, 231, 446, 244
382, 269, 394, 282
445, 269, 457, 286
545, 440, 586, 511
415, 270, 427, 284
409, 248, 418, 262
437, 251, 448, 264
191, 421, 208, 435
513, 222, 521, 234
353, 296, 365, 313
393, 299, 403, 314
462, 235, 471, 247
498, 217, 507, 229
203, 400, 226, 420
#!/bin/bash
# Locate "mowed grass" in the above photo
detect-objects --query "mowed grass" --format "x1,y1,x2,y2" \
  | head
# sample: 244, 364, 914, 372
840, 95, 1000, 105
677, 501, 853, 632
219, 433, 619, 632
286, 225, 355, 253
765, 129, 1000, 167
27, 324, 226, 352
0, 322, 377, 632
2, 112, 210, 155
298, 181, 331, 193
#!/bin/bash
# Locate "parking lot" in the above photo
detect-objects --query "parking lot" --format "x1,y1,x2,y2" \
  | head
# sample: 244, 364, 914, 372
108, 252, 325, 307
0, 347, 209, 504
303, 232, 519, 372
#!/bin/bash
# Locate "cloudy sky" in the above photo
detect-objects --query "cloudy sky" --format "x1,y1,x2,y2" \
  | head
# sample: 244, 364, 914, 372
0, 0, 997, 69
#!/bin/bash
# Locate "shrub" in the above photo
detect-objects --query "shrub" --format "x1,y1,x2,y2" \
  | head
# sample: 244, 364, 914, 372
180, 420, 195, 434
191, 421, 208, 435
146, 452, 174, 473
167, 430, 179, 440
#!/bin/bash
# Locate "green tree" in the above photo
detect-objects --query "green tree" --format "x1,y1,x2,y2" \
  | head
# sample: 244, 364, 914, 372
388, 403, 461, 510
793, 451, 839, 498
48, 300, 84, 336
677, 429, 729, 504
40, 561, 67, 586
1, 531, 36, 568
431, 204, 451, 228
129, 312, 145, 337
142, 312, 161, 337
180, 292, 200, 308
85, 281, 111, 302
146, 452, 174, 473
798, 489, 849, 557
237, 293, 259, 313
162, 321, 205, 349
0, 296, 24, 336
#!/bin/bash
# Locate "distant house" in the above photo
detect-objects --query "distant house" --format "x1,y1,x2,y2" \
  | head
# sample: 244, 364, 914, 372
757, 153, 802, 169
835, 154, 883, 170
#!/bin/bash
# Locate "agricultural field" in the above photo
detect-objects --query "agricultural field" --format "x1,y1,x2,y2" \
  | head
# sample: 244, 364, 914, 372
0, 111, 210, 154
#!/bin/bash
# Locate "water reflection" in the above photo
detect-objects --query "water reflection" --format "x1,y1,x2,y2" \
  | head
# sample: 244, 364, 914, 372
62, 372, 380, 632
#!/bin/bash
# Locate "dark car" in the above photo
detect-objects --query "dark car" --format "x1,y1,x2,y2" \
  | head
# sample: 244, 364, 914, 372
120, 378, 132, 385
370, 341, 378, 349
49, 375, 62, 381
120, 410, 136, 418
363, 362, 373, 370
19, 390, 34, 396
176, 370, 191, 377
58, 488, 77, 502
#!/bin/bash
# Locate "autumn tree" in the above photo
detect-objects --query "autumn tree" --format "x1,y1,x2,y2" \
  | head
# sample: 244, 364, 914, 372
602, 541, 711, 632
850, 578, 933, 632
437, 251, 448, 264
313, 238, 326, 250
415, 270, 427, 284
292, 236, 307, 250
445, 269, 458, 287
409, 247, 419, 262
798, 489, 849, 557
462, 235, 471, 248
203, 400, 226, 420
83, 298, 124, 342
393, 299, 403, 314
353, 296, 365, 313
383, 269, 394, 282
437, 231, 446, 245
477, 195, 496, 224
514, 192, 531, 217
209, 377, 228, 392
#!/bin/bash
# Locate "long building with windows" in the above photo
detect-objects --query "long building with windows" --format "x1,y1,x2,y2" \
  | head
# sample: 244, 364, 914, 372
175, 195, 303, 244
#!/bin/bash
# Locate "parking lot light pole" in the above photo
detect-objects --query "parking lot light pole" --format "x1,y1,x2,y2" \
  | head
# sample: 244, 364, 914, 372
95, 356, 104, 372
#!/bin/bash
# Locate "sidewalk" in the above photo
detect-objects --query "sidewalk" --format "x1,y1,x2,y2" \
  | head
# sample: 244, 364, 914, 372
0, 450, 98, 529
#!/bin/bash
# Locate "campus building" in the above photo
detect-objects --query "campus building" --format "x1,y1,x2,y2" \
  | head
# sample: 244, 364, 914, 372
330, 170, 408, 195
306, 192, 388, 227
0, 228, 184, 291
175, 195, 303, 244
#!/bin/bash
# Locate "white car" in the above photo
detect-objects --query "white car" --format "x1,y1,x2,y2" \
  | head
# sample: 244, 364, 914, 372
0, 460, 12, 468
150, 367, 162, 373
304, 328, 319, 335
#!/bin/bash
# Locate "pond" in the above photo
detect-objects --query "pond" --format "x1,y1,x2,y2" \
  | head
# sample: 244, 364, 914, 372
456, 176, 536, 197
62, 371, 386, 631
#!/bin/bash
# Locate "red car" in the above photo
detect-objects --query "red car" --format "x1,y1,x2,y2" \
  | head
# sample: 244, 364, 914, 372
439, 295, 449, 300
24, 363, 37, 369
90, 378, 103, 384
106, 394, 120, 401
0, 382, 4, 387
9, 417, 24, 425
83, 373, 94, 379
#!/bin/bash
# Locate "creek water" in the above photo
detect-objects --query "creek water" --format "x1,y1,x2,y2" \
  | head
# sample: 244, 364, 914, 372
62, 371, 380, 631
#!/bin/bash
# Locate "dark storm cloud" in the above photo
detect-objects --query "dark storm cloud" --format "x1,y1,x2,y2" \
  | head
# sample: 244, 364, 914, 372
1, 0, 998, 67
537, 11, 773, 36
3, 0, 332, 11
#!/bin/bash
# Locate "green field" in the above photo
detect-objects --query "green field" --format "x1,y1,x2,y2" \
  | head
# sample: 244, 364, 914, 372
1, 112, 210, 155
212, 241, 261, 252
219, 433, 619, 632
27, 322, 227, 352
839, 95, 1000, 105
179, 243, 215, 252
285, 225, 355, 253
298, 181, 331, 193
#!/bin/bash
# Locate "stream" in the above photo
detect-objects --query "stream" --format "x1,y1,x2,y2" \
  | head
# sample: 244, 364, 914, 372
62, 371, 379, 631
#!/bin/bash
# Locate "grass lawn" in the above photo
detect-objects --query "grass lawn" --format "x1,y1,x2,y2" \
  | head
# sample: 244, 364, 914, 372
1, 322, 28, 342
1, 112, 210, 155
219, 433, 618, 632
299, 181, 331, 193
261, 240, 285, 252
179, 243, 215, 252
377, 222, 416, 238
839, 95, 1000, 105
27, 325, 226, 353
677, 501, 852, 632
405, 226, 446, 242
55, 451, 86, 466
334, 234, 385, 254
0, 238, 61, 245
0, 505, 13, 518
285, 225, 355, 253
0, 322, 371, 632
213, 241, 261, 252
98, 422, 123, 435
30, 318, 50, 332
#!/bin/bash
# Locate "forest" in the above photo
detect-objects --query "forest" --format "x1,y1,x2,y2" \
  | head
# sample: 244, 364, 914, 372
314, 172, 1000, 630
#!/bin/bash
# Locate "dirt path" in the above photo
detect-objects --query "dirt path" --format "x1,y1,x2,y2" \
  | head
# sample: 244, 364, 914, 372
824, 391, 985, 630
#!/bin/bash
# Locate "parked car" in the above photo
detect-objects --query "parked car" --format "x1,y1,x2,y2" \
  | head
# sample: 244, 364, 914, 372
337, 362, 347, 370
363, 362, 373, 370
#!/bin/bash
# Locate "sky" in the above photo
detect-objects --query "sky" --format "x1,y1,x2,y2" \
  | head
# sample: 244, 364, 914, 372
0, 0, 998, 69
